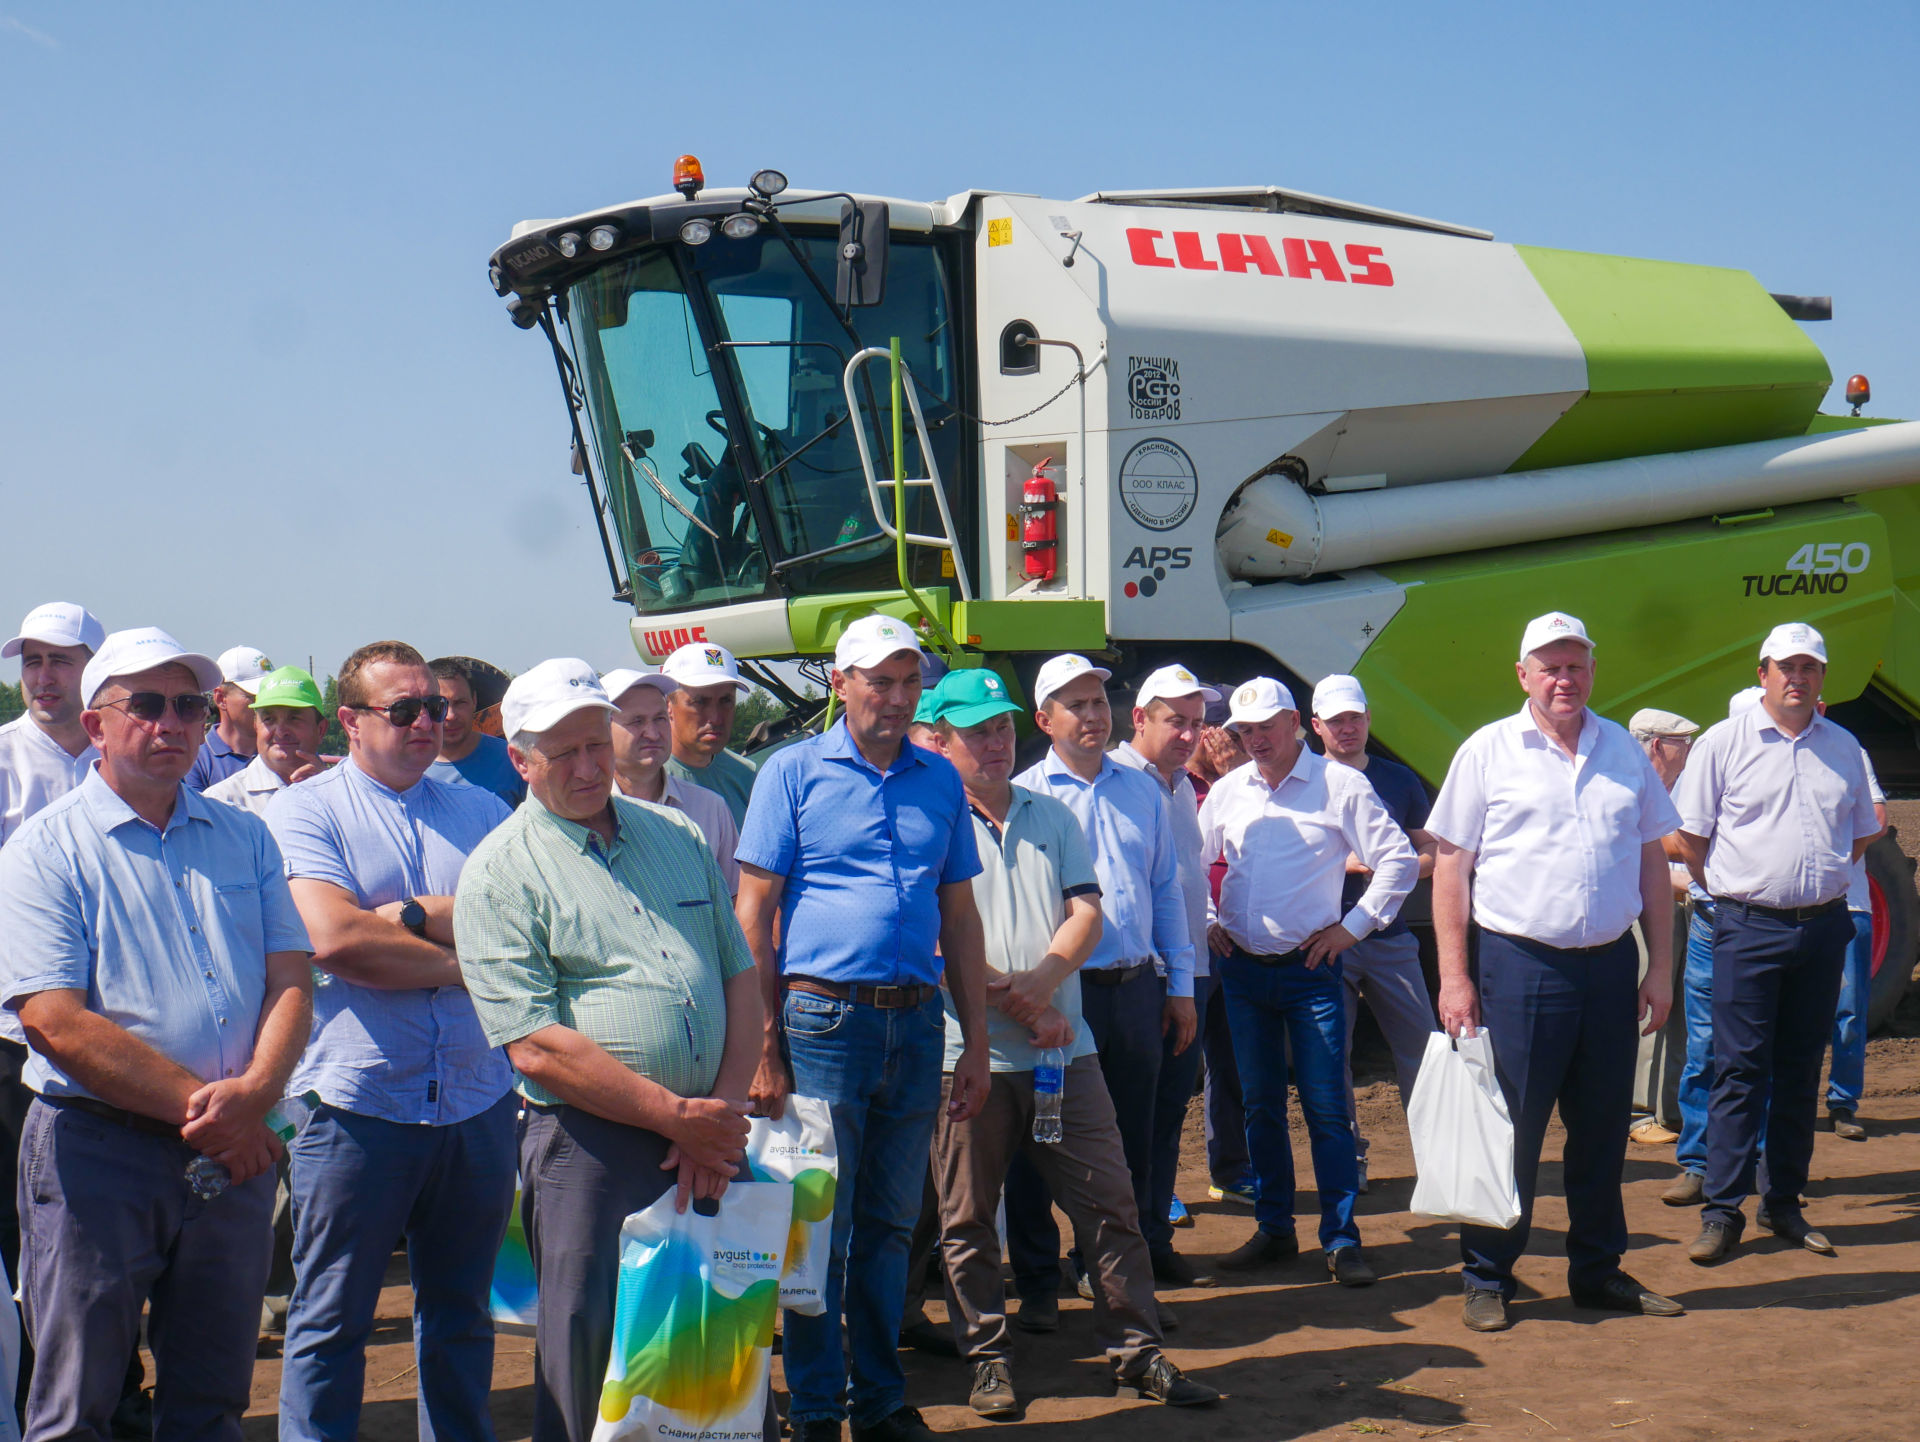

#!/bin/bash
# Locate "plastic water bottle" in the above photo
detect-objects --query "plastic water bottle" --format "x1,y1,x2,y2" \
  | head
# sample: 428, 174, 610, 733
184, 1101, 301, 1200
1032, 1048, 1065, 1144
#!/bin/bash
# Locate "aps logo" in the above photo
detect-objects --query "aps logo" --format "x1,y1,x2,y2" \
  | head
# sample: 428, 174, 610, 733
1122, 544, 1192, 599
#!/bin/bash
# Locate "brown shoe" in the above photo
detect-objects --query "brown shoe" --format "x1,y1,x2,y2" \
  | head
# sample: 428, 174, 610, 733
1829, 1109, 1867, 1142
1660, 1170, 1704, 1206
1688, 1221, 1738, 1264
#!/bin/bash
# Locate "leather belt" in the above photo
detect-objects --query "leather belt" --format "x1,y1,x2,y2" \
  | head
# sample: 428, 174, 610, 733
44, 1093, 180, 1141
1232, 946, 1307, 967
786, 977, 939, 1009
1712, 896, 1847, 925
1079, 960, 1156, 987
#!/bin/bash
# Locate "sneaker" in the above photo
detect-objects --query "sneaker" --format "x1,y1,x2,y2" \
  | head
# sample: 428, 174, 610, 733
1168, 1193, 1194, 1228
1206, 1177, 1258, 1208
968, 1360, 1018, 1418
1114, 1352, 1221, 1406
850, 1407, 939, 1442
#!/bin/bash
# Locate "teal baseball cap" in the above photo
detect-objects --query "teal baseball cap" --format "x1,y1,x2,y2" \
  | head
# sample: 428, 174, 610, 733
925, 669, 1022, 729
913, 673, 946, 725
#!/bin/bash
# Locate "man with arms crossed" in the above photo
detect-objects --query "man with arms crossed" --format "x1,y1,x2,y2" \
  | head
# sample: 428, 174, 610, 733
456, 659, 761, 1442
736, 615, 990, 1442
1429, 612, 1684, 1332
1674, 623, 1879, 1262
269, 641, 516, 1442
1201, 677, 1416, 1286
0, 627, 313, 1440
601, 666, 739, 891
927, 670, 1218, 1415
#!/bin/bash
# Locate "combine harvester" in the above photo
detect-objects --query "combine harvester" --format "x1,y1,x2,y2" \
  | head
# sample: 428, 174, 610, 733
490, 156, 1920, 1025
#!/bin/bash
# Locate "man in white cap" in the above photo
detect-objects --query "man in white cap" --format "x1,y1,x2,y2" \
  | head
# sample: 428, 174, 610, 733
1308, 674, 1439, 1193
1002, 653, 1197, 1322
1673, 622, 1879, 1264
0, 627, 314, 1440
456, 660, 760, 1442
267, 640, 516, 1442
601, 667, 740, 892
1429, 611, 1684, 1332
1109, 663, 1220, 1286
1201, 676, 1415, 1287
735, 614, 990, 1442
662, 641, 759, 827
186, 645, 272, 792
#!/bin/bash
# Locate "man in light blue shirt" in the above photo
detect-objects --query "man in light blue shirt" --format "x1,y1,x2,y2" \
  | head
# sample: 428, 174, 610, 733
268, 640, 515, 1442
735, 615, 990, 1442
0, 627, 313, 1442
1004, 654, 1197, 1318
428, 655, 526, 808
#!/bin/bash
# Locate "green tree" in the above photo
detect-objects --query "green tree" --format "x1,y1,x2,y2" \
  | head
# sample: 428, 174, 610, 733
0, 682, 21, 725
319, 675, 350, 756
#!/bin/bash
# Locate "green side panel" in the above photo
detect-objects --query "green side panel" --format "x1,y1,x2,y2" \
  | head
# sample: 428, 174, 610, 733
951, 599, 1108, 652
786, 590, 952, 654
1850, 482, 1920, 721
1355, 501, 1892, 786
1511, 246, 1831, 471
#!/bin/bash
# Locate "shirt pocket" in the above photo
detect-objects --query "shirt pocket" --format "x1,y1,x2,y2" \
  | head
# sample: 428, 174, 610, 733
210, 880, 266, 961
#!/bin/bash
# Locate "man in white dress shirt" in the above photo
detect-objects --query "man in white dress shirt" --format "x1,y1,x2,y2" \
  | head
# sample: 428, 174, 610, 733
1428, 611, 1684, 1333
1672, 622, 1879, 1264
601, 668, 740, 893
1199, 677, 1417, 1287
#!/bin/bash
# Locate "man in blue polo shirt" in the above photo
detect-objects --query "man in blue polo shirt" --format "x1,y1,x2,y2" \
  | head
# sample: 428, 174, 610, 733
736, 615, 991, 1442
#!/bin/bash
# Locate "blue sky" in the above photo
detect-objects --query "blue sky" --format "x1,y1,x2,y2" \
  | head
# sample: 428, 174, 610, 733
3, 2, 1914, 679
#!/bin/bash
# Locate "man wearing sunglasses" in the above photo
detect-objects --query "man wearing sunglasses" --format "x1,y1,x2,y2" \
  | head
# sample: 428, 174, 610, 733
266, 641, 516, 1442
0, 626, 314, 1441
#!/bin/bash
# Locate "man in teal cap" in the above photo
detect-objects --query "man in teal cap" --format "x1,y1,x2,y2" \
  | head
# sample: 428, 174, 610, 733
925, 667, 1218, 1416
205, 666, 334, 818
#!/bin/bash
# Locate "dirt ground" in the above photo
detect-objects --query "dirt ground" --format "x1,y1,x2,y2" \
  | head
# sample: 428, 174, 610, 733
229, 1017, 1920, 1442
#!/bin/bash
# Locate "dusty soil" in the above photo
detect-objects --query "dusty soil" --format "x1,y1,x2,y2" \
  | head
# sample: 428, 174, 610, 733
228, 1024, 1920, 1442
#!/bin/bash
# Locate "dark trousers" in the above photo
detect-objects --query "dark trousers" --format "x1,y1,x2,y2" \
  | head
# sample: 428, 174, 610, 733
0, 1041, 33, 1413
1144, 971, 1210, 1258
1460, 930, 1638, 1298
1200, 971, 1250, 1185
1703, 904, 1851, 1230
1005, 966, 1164, 1299
519, 1105, 674, 1442
19, 1098, 273, 1442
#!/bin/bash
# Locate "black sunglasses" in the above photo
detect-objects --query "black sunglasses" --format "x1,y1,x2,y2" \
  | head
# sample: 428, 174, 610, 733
102, 692, 213, 725
350, 694, 450, 728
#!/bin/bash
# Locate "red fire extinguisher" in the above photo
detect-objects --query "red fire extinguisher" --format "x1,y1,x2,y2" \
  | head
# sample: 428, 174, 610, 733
1021, 457, 1059, 581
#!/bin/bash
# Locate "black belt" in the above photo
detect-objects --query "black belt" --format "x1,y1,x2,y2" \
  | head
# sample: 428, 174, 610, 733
43, 1093, 180, 1141
786, 977, 939, 1009
1079, 961, 1156, 987
1231, 946, 1307, 967
1712, 896, 1846, 925
1483, 929, 1631, 957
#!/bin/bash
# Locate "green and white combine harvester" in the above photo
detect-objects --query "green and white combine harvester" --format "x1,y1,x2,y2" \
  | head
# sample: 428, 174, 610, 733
490, 156, 1920, 1026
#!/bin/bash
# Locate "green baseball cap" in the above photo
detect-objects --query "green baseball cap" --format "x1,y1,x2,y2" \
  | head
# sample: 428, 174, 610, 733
913, 673, 945, 726
249, 665, 325, 713
925, 669, 1022, 729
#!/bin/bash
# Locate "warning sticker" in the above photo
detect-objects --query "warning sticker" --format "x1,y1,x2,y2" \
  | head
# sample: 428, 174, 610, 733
988, 218, 1013, 247
1267, 528, 1294, 549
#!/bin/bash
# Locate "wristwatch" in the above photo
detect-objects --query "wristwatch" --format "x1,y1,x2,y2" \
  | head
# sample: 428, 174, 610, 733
399, 897, 428, 937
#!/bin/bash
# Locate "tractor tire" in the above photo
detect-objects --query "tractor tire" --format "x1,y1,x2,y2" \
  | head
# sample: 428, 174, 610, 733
1865, 828, 1919, 1034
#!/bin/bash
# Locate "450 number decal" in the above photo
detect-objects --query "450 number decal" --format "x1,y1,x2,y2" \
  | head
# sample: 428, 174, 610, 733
1742, 541, 1872, 598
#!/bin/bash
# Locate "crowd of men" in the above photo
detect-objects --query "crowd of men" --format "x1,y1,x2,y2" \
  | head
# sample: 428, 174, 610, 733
0, 597, 1884, 1442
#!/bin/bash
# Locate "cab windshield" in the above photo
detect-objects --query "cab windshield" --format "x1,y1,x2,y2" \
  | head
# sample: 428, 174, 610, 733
565, 230, 965, 614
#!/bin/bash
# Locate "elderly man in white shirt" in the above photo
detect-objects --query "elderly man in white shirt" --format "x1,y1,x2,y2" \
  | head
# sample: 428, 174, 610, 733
1199, 677, 1416, 1287
602, 668, 740, 894
1429, 611, 1684, 1334
1672, 622, 1879, 1264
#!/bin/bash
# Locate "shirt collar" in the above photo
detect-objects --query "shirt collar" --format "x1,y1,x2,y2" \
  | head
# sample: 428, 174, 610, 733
1112, 740, 1192, 797
78, 764, 212, 837
1248, 744, 1317, 794
1038, 744, 1117, 786
1515, 700, 1598, 757
243, 754, 287, 792
343, 755, 427, 802
12, 715, 93, 765
207, 730, 247, 761
526, 792, 629, 856
821, 718, 924, 776
1748, 703, 1825, 744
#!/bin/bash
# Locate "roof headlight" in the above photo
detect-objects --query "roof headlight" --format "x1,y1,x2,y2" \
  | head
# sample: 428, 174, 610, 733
588, 224, 619, 251
749, 168, 789, 199
679, 217, 714, 246
556, 231, 582, 259
721, 212, 762, 240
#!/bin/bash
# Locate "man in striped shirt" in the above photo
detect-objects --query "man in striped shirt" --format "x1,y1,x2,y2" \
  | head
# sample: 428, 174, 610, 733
455, 659, 762, 1442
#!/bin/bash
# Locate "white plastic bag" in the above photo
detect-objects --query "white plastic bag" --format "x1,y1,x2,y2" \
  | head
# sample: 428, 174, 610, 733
592, 1182, 793, 1442
744, 1095, 838, 1316
1407, 1029, 1522, 1229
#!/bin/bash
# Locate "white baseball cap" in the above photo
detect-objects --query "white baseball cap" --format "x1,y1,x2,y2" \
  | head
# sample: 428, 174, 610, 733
833, 614, 923, 672
502, 657, 616, 739
1033, 653, 1113, 710
1312, 674, 1368, 720
217, 645, 274, 695
1134, 664, 1220, 711
1227, 676, 1297, 727
4, 602, 105, 659
599, 667, 677, 703
81, 628, 223, 706
1759, 622, 1827, 664
662, 641, 751, 692
1518, 611, 1594, 661
1728, 685, 1765, 718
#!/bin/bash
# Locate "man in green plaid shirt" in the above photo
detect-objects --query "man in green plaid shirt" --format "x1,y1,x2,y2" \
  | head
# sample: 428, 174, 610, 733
454, 658, 763, 1442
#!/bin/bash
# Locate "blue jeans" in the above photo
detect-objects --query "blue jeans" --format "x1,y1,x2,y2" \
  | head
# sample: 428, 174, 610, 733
1828, 910, 1874, 1110
1460, 930, 1638, 1298
1219, 949, 1360, 1252
280, 1094, 518, 1442
1675, 906, 1716, 1176
780, 989, 945, 1428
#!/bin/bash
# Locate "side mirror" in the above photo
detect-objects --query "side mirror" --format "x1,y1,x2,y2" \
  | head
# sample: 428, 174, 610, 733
836, 200, 890, 308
